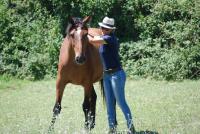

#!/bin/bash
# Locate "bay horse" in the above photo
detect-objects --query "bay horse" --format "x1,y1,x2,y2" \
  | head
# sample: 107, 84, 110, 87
49, 16, 104, 131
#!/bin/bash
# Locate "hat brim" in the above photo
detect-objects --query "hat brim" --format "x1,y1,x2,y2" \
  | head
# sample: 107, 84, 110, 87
98, 22, 116, 29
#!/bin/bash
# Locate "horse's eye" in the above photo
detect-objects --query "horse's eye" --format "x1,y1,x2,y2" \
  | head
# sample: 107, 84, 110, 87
71, 34, 74, 38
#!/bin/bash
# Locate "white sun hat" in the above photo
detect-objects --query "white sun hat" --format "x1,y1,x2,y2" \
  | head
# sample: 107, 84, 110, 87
98, 17, 116, 29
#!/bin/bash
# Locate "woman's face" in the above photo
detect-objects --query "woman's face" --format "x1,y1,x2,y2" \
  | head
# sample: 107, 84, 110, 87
100, 27, 112, 35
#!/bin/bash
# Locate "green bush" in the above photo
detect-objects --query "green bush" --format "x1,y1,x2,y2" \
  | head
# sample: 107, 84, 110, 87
118, 0, 199, 80
0, 1, 62, 80
120, 40, 200, 80
0, 0, 199, 80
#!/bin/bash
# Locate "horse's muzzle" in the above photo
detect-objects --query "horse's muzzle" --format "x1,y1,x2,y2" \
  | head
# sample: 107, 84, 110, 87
75, 55, 86, 65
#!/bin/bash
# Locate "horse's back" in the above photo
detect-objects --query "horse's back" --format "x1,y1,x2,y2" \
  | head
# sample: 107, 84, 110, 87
88, 28, 101, 36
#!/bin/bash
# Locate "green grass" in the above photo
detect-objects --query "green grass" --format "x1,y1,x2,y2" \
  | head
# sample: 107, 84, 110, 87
0, 75, 30, 90
0, 77, 200, 134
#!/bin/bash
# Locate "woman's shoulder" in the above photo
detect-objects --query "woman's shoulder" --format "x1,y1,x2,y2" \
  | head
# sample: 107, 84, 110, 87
102, 33, 116, 40
102, 34, 119, 45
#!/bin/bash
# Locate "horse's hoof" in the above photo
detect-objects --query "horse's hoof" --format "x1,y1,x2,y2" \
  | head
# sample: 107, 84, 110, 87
48, 125, 55, 134
84, 122, 95, 131
53, 102, 61, 116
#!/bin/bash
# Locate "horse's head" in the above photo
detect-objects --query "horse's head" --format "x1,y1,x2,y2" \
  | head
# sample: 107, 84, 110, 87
66, 16, 91, 65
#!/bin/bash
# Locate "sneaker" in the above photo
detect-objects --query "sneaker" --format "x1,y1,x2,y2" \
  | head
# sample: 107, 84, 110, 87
127, 125, 136, 134
108, 127, 117, 134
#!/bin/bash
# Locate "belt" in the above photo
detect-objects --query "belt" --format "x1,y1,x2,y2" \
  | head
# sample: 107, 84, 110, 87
104, 67, 122, 74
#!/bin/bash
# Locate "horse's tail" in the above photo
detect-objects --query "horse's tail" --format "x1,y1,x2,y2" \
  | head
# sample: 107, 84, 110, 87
100, 79, 106, 105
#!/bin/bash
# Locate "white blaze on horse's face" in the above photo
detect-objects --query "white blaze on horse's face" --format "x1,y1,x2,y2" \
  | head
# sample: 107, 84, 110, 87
74, 28, 88, 65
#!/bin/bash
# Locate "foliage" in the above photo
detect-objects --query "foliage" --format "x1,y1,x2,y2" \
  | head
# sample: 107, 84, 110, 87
119, 0, 200, 80
120, 40, 200, 80
0, 0, 199, 80
0, 1, 62, 80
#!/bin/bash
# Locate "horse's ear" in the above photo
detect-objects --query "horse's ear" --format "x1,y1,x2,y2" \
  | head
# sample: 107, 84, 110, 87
82, 16, 92, 24
68, 16, 75, 25
66, 16, 75, 35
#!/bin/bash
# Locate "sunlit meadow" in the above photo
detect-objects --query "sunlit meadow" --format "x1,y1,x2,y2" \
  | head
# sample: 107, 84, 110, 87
0, 77, 200, 134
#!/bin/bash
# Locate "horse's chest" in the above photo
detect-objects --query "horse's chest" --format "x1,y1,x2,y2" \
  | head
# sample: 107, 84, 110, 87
67, 67, 90, 85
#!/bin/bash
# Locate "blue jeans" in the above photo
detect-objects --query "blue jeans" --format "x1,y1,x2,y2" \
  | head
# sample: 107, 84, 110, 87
103, 69, 133, 129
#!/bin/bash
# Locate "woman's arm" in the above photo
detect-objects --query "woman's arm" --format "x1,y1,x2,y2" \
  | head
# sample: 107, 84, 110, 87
88, 34, 107, 47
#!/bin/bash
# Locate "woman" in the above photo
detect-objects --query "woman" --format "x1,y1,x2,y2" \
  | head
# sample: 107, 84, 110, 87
88, 17, 136, 134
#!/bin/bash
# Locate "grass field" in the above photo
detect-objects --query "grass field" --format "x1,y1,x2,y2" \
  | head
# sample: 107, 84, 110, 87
0, 76, 200, 134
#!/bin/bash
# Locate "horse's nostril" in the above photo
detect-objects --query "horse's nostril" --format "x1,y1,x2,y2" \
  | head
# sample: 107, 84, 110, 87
82, 56, 86, 62
75, 57, 79, 62
75, 56, 86, 65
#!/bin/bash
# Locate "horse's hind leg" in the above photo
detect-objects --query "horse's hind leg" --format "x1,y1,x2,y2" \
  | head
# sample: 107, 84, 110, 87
88, 87, 97, 129
83, 85, 97, 130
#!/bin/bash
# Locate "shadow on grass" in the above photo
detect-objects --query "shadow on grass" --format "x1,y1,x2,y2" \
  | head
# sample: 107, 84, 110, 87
135, 130, 159, 134
117, 130, 159, 134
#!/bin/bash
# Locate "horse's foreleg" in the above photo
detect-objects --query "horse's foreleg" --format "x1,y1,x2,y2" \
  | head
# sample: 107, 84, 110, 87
49, 78, 67, 132
83, 86, 97, 130
53, 79, 66, 115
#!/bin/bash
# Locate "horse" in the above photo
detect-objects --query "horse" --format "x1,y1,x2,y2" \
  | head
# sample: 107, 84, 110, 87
49, 16, 104, 131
